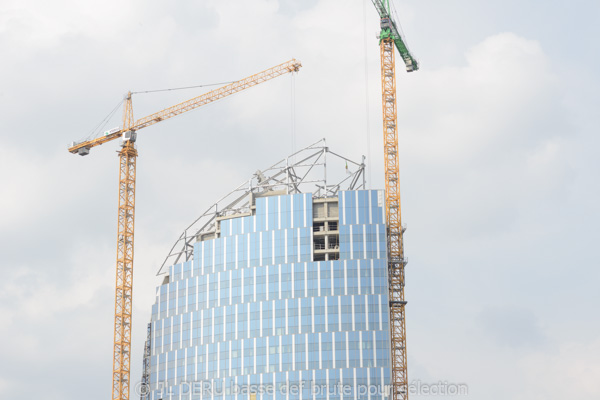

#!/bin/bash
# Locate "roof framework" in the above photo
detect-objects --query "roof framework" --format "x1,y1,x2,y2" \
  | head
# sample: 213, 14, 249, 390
159, 139, 366, 273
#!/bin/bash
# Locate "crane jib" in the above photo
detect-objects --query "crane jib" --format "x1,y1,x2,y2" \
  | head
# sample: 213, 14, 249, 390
68, 59, 303, 156
371, 0, 419, 72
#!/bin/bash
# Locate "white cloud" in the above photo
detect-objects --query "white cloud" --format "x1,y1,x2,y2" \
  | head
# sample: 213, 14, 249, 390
0, 0, 134, 49
392, 30, 597, 400
477, 305, 546, 349
0, 241, 113, 326
0, 1, 598, 400
395, 33, 574, 241
516, 339, 600, 400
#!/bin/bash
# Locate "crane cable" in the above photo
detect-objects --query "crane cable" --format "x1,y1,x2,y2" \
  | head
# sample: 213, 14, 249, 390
131, 80, 237, 95
389, 0, 417, 57
363, 0, 373, 189
82, 80, 239, 142
83, 98, 124, 142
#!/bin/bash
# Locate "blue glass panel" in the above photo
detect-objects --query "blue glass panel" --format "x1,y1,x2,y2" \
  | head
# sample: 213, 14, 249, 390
321, 333, 333, 368
261, 232, 271, 266
307, 333, 319, 369
354, 295, 366, 331
370, 190, 379, 223
362, 331, 374, 367
288, 298, 299, 334
334, 332, 346, 368
327, 296, 339, 332
226, 236, 235, 269
301, 298, 312, 332
303, 193, 313, 227
220, 271, 230, 307
378, 224, 387, 259
287, 228, 298, 261
221, 218, 230, 237
345, 191, 356, 225
348, 331, 361, 367
338, 191, 345, 225
262, 301, 273, 337
268, 196, 278, 231
299, 227, 311, 261
352, 227, 364, 259
150, 190, 393, 397
293, 264, 305, 298
314, 297, 325, 333
321, 262, 332, 296
268, 264, 279, 300
238, 303, 248, 340
249, 232, 260, 267
281, 195, 290, 229
307, 263, 318, 297
333, 262, 344, 296
203, 241, 213, 274
250, 303, 260, 338
231, 270, 241, 304
243, 268, 254, 303
237, 235, 248, 267
340, 296, 352, 331
256, 198, 266, 232
256, 337, 267, 373
255, 266, 267, 302
274, 230, 285, 265
280, 264, 291, 299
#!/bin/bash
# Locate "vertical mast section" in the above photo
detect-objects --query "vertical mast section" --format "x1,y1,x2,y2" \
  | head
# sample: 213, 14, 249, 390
113, 92, 137, 400
380, 38, 409, 400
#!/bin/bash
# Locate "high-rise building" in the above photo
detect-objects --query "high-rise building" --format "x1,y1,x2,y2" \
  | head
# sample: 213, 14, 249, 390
142, 141, 392, 400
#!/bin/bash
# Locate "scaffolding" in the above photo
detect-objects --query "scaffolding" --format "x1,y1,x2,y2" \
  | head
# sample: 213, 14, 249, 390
158, 139, 366, 273
140, 323, 151, 400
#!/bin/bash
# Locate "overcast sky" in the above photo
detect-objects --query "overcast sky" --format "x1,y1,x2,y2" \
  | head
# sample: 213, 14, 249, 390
1, 0, 599, 399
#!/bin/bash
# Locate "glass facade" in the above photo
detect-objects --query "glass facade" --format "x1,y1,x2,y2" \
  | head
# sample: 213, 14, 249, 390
147, 190, 391, 400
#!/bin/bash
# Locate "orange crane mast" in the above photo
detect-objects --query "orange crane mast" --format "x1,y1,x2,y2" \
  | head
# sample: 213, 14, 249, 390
368, 1, 419, 400
68, 59, 302, 400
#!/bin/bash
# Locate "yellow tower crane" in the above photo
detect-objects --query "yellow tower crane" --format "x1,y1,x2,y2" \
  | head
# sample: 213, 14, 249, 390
68, 59, 302, 400
368, 1, 419, 400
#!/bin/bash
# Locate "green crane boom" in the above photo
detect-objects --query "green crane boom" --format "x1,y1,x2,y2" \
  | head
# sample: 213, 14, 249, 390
371, 0, 419, 72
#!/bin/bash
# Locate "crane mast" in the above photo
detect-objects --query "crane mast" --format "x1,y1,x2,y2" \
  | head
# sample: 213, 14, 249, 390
112, 93, 136, 400
369, 1, 418, 400
68, 59, 302, 400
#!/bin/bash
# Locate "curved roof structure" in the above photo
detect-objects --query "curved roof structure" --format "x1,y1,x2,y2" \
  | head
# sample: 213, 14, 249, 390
159, 139, 366, 273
